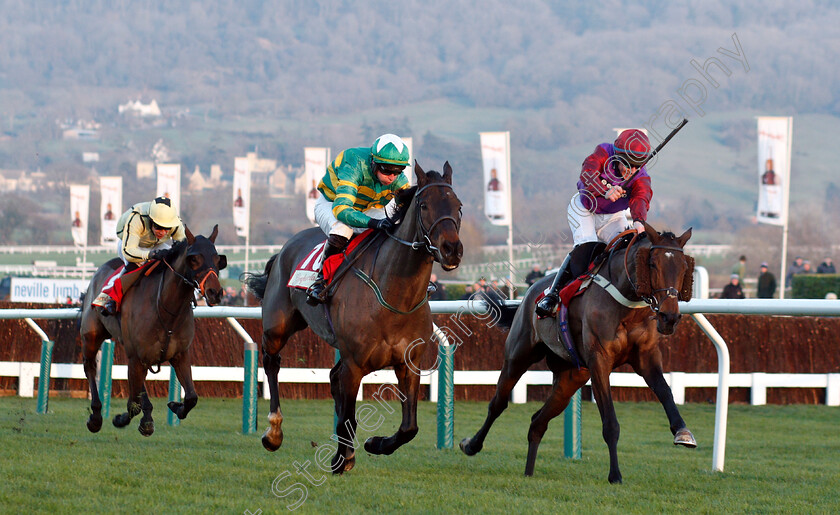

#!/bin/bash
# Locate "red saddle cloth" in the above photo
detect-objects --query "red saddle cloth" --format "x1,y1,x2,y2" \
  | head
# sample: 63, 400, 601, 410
287, 229, 374, 290
534, 273, 590, 319
101, 260, 157, 309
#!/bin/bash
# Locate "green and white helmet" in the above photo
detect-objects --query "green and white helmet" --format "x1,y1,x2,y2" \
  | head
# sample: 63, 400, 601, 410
371, 134, 410, 167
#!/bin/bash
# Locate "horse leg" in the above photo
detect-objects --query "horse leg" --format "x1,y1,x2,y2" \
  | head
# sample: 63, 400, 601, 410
589, 353, 623, 484
81, 330, 105, 433
330, 360, 363, 474
364, 363, 421, 457
262, 349, 284, 451
137, 383, 155, 437
261, 318, 300, 451
113, 358, 146, 429
460, 349, 541, 457
632, 350, 696, 448
167, 351, 198, 420
524, 367, 590, 476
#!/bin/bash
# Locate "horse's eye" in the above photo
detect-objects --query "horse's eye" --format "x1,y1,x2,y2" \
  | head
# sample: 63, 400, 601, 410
420, 202, 427, 210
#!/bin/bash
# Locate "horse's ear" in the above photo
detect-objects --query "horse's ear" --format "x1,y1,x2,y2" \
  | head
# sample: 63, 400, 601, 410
442, 161, 453, 184
642, 221, 660, 244
209, 224, 219, 243
185, 225, 195, 245
414, 160, 427, 187
634, 247, 652, 297
679, 255, 695, 301
676, 227, 692, 248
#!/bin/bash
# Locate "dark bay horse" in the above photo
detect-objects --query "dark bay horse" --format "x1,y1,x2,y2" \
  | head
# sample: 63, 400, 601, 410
243, 162, 462, 473
79, 225, 226, 436
461, 222, 696, 483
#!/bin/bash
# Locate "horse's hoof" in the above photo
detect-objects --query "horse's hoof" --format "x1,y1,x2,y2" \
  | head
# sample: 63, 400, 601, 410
342, 453, 356, 472
262, 434, 282, 452
112, 413, 130, 428
459, 437, 481, 456
167, 401, 182, 415
139, 420, 155, 437
674, 428, 697, 448
608, 475, 623, 485
87, 415, 103, 433
364, 436, 381, 455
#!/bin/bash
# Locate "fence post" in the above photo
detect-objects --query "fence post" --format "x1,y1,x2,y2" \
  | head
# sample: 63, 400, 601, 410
36, 339, 54, 414
436, 340, 455, 449
563, 388, 582, 459
167, 367, 181, 426
242, 341, 258, 434
98, 339, 114, 419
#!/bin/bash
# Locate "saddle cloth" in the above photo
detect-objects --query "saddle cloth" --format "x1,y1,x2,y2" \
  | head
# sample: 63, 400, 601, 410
287, 229, 374, 290
102, 260, 158, 308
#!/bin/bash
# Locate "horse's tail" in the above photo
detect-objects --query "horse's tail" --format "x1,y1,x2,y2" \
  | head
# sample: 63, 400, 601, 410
241, 254, 278, 301
483, 293, 519, 331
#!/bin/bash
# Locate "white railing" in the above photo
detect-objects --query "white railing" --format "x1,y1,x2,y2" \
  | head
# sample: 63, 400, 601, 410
3, 363, 837, 407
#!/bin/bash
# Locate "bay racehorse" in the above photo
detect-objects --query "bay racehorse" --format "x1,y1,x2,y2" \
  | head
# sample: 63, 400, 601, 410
460, 222, 695, 483
79, 225, 226, 436
243, 162, 462, 473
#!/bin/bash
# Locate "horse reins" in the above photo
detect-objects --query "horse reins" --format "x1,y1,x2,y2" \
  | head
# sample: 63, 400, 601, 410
350, 182, 461, 315
147, 256, 217, 372
622, 232, 685, 314
386, 182, 461, 263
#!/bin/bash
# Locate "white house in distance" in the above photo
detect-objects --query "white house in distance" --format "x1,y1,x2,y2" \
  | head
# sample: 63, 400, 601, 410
119, 99, 162, 117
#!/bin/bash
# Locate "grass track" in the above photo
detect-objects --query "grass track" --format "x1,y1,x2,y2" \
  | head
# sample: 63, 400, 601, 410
1, 397, 838, 513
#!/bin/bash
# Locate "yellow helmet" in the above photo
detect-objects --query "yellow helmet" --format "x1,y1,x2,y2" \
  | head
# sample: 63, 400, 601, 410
149, 197, 179, 228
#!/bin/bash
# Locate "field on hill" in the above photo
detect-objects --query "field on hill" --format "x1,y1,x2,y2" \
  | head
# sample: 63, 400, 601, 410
2, 397, 838, 513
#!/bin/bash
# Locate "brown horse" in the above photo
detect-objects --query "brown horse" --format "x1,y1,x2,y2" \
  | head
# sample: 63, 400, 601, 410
243, 162, 462, 473
79, 225, 226, 436
460, 222, 696, 483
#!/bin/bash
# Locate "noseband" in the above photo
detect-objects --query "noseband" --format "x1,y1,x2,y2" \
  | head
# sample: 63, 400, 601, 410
387, 182, 460, 263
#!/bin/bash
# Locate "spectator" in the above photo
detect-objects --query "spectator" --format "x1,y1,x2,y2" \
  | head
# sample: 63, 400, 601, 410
731, 255, 747, 282
429, 273, 446, 301
460, 283, 478, 300
525, 265, 545, 287
802, 261, 813, 274
721, 274, 745, 299
756, 262, 777, 299
786, 256, 807, 283
817, 257, 836, 274
826, 292, 838, 300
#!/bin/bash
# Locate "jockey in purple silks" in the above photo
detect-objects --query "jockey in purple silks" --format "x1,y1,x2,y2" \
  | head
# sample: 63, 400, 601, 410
536, 129, 654, 317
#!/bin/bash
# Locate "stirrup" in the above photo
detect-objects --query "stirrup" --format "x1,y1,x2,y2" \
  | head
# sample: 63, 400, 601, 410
306, 279, 328, 305
535, 294, 559, 318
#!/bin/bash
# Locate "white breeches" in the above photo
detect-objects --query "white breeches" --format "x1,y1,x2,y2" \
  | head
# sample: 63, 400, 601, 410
567, 194, 632, 246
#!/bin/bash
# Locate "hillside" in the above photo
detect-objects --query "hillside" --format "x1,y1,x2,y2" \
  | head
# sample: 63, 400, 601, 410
1, 1, 839, 250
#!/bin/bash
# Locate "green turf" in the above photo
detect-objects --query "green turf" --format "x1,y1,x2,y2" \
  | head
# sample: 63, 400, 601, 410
1, 397, 837, 513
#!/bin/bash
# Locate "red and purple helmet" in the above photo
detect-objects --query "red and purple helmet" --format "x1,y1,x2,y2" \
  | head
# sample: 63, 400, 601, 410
613, 129, 652, 167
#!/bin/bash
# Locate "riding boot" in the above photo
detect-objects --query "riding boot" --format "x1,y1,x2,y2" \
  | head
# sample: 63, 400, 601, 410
535, 241, 607, 317
307, 234, 349, 305
535, 254, 572, 317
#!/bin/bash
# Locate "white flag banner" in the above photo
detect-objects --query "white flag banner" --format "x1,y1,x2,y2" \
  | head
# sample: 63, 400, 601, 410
233, 157, 251, 238
480, 132, 512, 226
402, 137, 415, 185
156, 163, 181, 213
99, 176, 122, 246
304, 147, 330, 224
756, 117, 792, 226
70, 184, 90, 247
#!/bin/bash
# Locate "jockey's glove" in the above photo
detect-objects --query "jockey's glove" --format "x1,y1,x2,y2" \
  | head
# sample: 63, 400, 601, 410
149, 248, 169, 261
367, 218, 394, 231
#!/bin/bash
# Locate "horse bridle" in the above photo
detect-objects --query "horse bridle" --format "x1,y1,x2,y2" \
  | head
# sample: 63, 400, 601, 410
386, 182, 461, 263
623, 232, 685, 315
